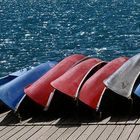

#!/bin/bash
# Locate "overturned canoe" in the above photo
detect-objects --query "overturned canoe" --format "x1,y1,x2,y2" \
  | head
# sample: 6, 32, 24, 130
79, 57, 128, 110
51, 58, 106, 99
104, 53, 140, 98
134, 84, 140, 97
24, 54, 86, 109
0, 61, 57, 111
0, 68, 28, 86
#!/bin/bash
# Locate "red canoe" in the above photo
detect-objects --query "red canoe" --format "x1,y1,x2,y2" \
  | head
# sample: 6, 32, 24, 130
51, 58, 107, 99
79, 57, 128, 111
24, 54, 86, 109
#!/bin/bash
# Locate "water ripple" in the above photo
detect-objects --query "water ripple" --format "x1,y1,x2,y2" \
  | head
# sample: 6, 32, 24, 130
0, 0, 140, 76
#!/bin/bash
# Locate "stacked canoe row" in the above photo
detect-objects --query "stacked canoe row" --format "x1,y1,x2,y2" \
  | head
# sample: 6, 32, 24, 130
0, 53, 140, 113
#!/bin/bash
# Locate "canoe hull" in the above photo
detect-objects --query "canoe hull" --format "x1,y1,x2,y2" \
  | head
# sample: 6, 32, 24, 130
0, 61, 57, 110
24, 54, 86, 108
79, 57, 128, 110
104, 53, 140, 98
51, 58, 106, 99
0, 68, 28, 86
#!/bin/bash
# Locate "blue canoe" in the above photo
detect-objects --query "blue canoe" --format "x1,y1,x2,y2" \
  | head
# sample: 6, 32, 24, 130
0, 68, 28, 86
0, 61, 57, 111
134, 83, 140, 97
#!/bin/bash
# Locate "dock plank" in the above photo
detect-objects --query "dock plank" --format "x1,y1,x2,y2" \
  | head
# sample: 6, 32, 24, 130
43, 117, 80, 140
107, 125, 125, 140
18, 126, 42, 140
0, 117, 33, 140
0, 125, 6, 131
0, 110, 10, 118
116, 115, 129, 124
57, 125, 78, 140
17, 117, 60, 140
0, 112, 14, 125
28, 126, 51, 140
36, 118, 65, 140
128, 125, 140, 140
37, 125, 59, 140
8, 126, 33, 140
97, 125, 116, 140
0, 125, 25, 139
77, 125, 98, 140
126, 116, 138, 124
0, 125, 15, 138
136, 118, 140, 124
118, 125, 135, 140
67, 125, 89, 140
97, 116, 111, 125
47, 126, 67, 140
30, 118, 62, 140
0, 118, 32, 139
87, 125, 107, 140
0, 109, 140, 140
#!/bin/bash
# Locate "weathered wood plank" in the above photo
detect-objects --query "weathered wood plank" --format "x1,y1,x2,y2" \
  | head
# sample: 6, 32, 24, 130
87, 125, 107, 140
8, 126, 33, 140
0, 126, 6, 131
46, 117, 81, 140
27, 118, 59, 140
18, 126, 42, 140
0, 118, 32, 139
97, 125, 116, 140
28, 117, 62, 140
128, 125, 140, 140
37, 125, 59, 140
47, 126, 67, 140
16, 117, 60, 140
117, 115, 129, 124
136, 117, 140, 124
107, 116, 120, 124
126, 116, 138, 124
97, 115, 121, 140
0, 110, 10, 118
28, 115, 58, 126
77, 125, 98, 140
67, 125, 89, 140
107, 125, 125, 140
97, 116, 111, 125
57, 126, 78, 140
0, 126, 15, 138
28, 126, 52, 140
88, 116, 111, 125
0, 112, 13, 131
0, 112, 13, 125
1, 109, 140, 140
118, 125, 135, 140
0, 125, 25, 139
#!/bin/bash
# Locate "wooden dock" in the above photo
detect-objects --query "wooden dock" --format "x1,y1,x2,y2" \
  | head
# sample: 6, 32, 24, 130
1, 105, 140, 140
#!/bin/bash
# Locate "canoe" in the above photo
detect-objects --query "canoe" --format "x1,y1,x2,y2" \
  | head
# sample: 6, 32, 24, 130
0, 68, 28, 86
104, 53, 140, 98
0, 61, 57, 111
24, 54, 86, 109
134, 84, 140, 97
79, 57, 128, 110
51, 58, 106, 99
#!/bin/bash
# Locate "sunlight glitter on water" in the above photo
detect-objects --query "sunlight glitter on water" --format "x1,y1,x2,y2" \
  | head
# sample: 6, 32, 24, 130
0, 0, 140, 76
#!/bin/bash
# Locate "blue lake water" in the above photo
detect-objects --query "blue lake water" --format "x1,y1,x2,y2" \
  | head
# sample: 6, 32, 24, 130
0, 0, 140, 77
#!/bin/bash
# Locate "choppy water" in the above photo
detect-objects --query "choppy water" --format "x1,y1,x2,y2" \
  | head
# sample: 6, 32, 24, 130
0, 0, 140, 76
